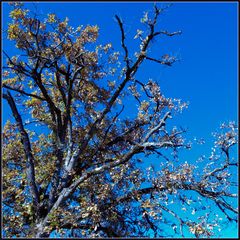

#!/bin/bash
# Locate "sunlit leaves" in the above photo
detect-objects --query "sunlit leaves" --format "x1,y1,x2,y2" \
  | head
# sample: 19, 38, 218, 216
134, 29, 144, 39
7, 23, 20, 40
81, 25, 99, 43
47, 13, 57, 23
141, 12, 149, 24
9, 8, 28, 20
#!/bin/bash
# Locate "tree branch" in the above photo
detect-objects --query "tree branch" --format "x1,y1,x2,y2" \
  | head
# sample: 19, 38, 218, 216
3, 84, 46, 101
145, 56, 176, 66
143, 111, 171, 142
3, 91, 40, 208
115, 15, 130, 69
153, 30, 182, 37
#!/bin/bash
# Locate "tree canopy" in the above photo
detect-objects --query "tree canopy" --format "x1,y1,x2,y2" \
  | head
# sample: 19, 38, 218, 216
2, 2, 238, 238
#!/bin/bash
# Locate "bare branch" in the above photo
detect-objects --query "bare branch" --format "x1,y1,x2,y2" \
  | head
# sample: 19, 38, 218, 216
115, 15, 130, 69
145, 56, 177, 66
153, 30, 182, 37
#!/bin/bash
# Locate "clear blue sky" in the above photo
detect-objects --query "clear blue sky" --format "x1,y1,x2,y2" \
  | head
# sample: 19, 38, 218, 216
2, 1, 238, 238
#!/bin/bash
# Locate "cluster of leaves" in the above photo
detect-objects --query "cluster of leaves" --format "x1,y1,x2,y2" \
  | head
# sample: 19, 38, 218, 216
2, 2, 238, 238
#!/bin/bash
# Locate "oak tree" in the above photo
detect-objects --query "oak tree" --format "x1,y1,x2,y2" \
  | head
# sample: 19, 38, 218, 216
2, 3, 238, 238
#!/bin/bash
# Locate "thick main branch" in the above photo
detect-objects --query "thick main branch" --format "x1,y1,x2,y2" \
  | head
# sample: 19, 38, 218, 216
3, 91, 40, 208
